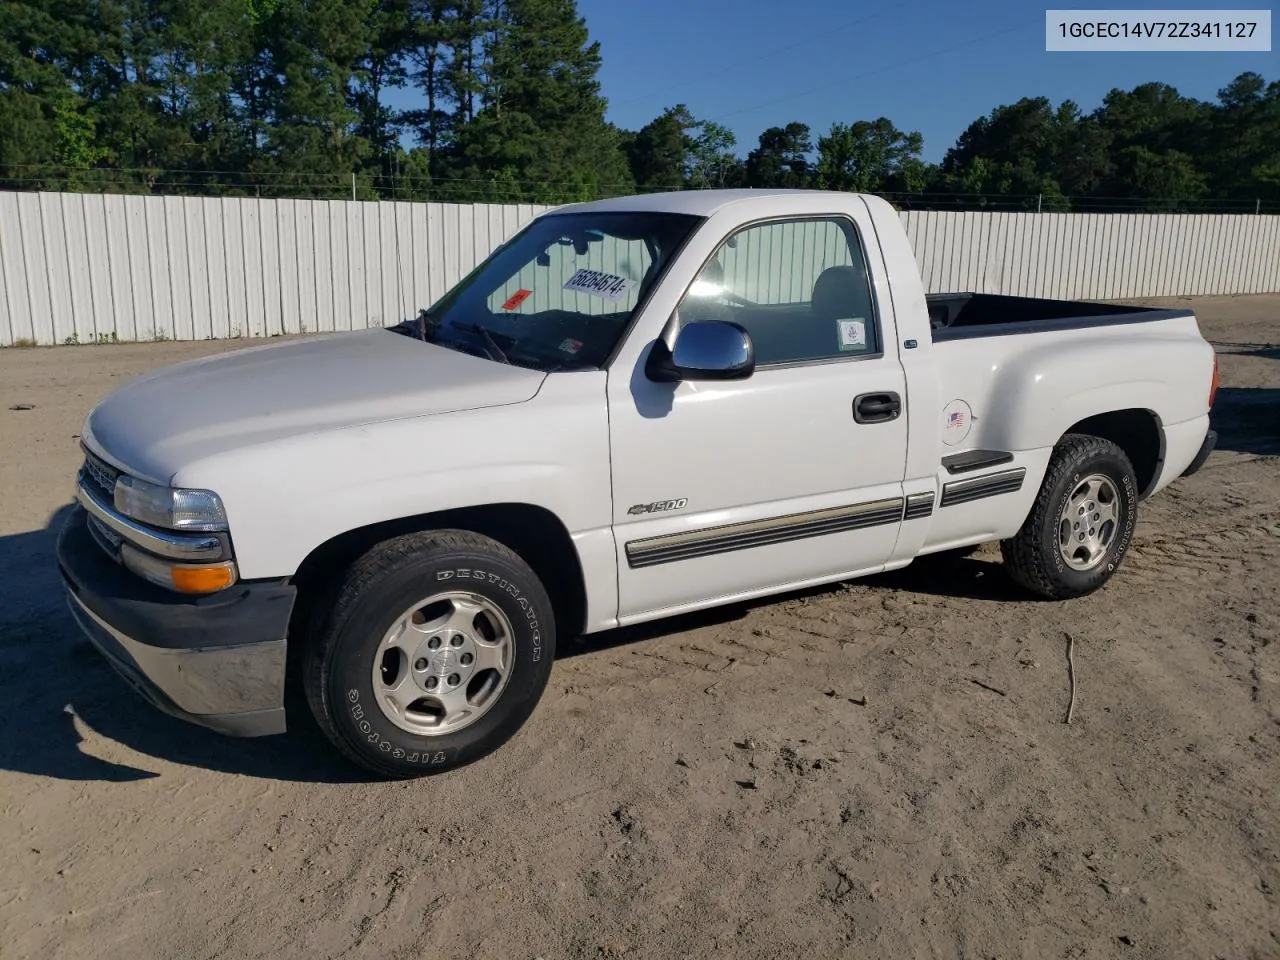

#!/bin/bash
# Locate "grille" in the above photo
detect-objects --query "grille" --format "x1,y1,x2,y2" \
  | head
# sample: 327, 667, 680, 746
81, 450, 120, 499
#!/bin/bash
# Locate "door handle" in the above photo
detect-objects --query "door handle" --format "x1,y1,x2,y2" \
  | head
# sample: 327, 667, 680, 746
853, 391, 902, 424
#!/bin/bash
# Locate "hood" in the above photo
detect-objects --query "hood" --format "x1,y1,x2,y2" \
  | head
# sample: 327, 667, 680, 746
84, 329, 546, 482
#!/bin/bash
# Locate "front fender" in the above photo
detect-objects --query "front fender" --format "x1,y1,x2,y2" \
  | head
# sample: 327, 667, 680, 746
174, 374, 614, 581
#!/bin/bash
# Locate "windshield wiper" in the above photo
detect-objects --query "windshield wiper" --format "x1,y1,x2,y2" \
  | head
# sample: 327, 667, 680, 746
388, 309, 434, 341
450, 322, 511, 365
416, 308, 434, 342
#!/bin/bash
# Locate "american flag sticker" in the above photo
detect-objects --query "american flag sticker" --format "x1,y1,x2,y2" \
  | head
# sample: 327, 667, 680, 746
942, 401, 973, 445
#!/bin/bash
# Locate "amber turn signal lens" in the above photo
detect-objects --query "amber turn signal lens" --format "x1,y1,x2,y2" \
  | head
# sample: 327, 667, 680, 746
170, 563, 238, 594
121, 543, 238, 594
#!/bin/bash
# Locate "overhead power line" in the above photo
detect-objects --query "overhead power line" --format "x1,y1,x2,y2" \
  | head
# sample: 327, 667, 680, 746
0, 165, 679, 193
716, 23, 1027, 121
1, 168, 1275, 215
608, 1, 918, 109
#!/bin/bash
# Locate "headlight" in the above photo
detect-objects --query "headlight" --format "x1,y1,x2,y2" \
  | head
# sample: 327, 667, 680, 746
114, 475, 229, 531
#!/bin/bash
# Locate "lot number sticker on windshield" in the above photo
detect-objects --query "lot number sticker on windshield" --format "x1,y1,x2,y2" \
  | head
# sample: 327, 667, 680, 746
838, 318, 867, 351
563, 269, 635, 302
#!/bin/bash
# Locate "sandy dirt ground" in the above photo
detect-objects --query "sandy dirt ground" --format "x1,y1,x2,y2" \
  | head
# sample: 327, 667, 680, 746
0, 297, 1276, 960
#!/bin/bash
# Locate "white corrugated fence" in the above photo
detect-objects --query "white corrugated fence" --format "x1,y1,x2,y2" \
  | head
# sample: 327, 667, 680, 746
901, 209, 1280, 302
1, 191, 1278, 346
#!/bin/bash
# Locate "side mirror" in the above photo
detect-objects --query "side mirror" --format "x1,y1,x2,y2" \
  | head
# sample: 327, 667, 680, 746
646, 320, 755, 383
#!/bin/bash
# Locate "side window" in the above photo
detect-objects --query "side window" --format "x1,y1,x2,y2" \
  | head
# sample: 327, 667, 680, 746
677, 218, 878, 365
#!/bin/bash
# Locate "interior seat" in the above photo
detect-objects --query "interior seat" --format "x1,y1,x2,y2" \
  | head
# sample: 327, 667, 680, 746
811, 265, 871, 322
760, 265, 869, 360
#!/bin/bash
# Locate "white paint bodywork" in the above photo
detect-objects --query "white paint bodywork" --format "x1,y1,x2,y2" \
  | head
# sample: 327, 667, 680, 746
80, 190, 1217, 635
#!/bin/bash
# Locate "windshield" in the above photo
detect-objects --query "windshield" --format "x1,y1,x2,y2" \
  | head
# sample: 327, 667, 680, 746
402, 211, 703, 371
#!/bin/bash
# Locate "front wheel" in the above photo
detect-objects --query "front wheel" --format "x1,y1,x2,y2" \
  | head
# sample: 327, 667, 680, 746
303, 530, 556, 778
1001, 434, 1139, 599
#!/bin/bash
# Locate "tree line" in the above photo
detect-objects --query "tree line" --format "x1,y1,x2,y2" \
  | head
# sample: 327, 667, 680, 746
1, 0, 1277, 211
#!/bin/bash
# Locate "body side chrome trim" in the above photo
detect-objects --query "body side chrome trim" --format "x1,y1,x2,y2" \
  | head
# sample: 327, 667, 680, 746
903, 491, 935, 521
77, 479, 225, 561
939, 468, 1027, 508
625, 496, 904, 569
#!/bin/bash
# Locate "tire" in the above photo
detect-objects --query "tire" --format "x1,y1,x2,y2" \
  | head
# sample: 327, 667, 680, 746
302, 530, 555, 778
1001, 434, 1139, 600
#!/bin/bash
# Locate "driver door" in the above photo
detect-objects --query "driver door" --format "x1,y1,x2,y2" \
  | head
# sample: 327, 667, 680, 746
607, 213, 909, 622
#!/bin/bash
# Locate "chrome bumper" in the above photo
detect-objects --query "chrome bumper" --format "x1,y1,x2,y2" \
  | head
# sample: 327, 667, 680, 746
58, 506, 294, 738
67, 593, 287, 736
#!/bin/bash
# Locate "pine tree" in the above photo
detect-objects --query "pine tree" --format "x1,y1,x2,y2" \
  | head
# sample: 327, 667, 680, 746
745, 123, 813, 188
0, 0, 105, 187
624, 105, 694, 191
254, 0, 377, 195
1207, 72, 1280, 202
815, 119, 924, 194
353, 0, 411, 181
442, 0, 631, 202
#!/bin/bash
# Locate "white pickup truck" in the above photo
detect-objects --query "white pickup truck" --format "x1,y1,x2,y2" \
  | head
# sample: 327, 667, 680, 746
58, 189, 1219, 777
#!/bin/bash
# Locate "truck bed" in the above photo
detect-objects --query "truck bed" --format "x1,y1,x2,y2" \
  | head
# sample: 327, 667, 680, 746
927, 293, 1193, 342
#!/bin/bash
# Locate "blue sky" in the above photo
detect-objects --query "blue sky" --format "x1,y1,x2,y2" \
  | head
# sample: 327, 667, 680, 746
581, 0, 1277, 161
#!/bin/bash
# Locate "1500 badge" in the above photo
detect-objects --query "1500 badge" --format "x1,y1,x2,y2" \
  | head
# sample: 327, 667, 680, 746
628, 498, 688, 516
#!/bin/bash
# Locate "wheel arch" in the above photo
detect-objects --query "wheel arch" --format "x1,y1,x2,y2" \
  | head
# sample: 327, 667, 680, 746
1062, 408, 1165, 498
289, 503, 589, 644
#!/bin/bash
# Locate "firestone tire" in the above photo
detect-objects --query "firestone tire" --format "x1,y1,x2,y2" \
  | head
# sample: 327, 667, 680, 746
1001, 434, 1139, 600
302, 530, 555, 778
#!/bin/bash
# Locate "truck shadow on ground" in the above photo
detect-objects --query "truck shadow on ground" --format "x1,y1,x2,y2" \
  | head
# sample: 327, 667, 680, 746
5, 373, 1267, 785
562, 549, 1026, 660
0, 509, 1023, 783
1210, 339, 1280, 362
0, 505, 377, 784
1212, 387, 1280, 456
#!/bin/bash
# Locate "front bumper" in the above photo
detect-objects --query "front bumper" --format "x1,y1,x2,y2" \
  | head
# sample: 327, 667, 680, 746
1181, 428, 1218, 478
57, 506, 296, 737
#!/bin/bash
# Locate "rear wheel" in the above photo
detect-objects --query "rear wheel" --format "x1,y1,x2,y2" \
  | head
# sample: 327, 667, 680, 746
303, 530, 555, 778
1001, 434, 1139, 599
